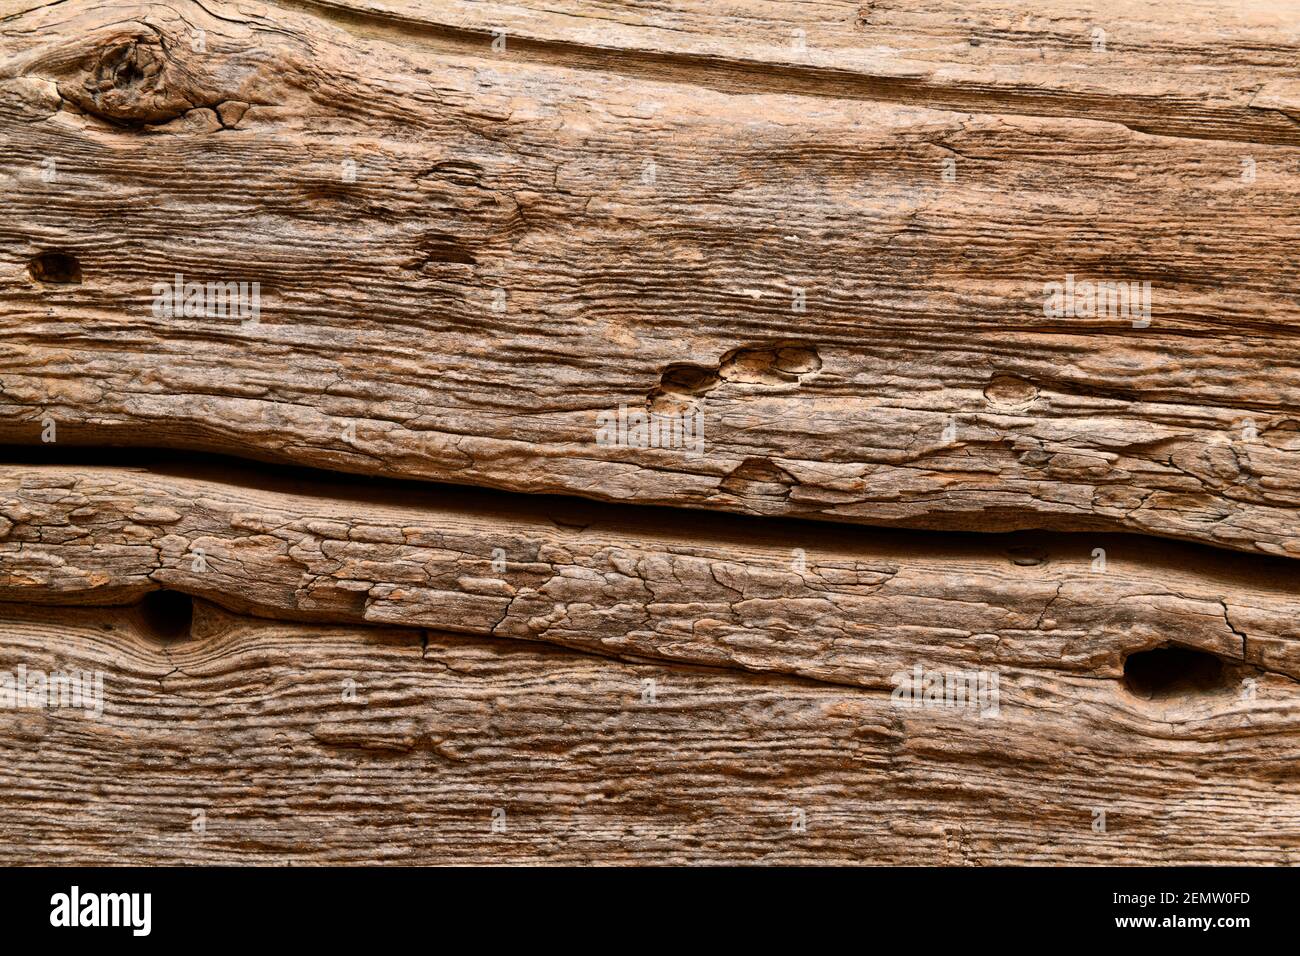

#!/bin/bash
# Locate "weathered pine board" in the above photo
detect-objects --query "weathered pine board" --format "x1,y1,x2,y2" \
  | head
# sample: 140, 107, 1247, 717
1, 601, 1297, 865
2, 1, 1300, 555
5, 461, 1300, 687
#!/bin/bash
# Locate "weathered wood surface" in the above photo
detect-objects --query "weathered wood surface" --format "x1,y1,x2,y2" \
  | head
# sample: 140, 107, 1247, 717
3, 0, 1300, 555
5, 461, 1300, 689
293, 0, 1300, 144
2, 0, 1300, 867
2, 601, 1298, 865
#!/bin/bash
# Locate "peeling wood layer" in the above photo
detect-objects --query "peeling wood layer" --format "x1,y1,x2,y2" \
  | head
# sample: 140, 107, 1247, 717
4, 461, 1300, 690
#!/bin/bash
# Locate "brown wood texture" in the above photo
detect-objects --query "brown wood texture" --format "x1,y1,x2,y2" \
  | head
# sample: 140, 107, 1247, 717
291, 0, 1300, 144
2, 0, 1299, 554
1, 0, 1299, 867
4, 461, 1300, 687
1, 601, 1298, 865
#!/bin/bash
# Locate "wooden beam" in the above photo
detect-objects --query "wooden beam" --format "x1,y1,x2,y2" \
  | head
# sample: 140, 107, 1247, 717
5, 461, 1300, 686
1, 601, 1296, 864
2, 0, 1298, 554
289, 0, 1300, 144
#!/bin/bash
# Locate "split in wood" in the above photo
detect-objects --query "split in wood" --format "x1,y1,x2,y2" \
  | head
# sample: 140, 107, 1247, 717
1, 600, 1298, 864
2, 456, 1297, 708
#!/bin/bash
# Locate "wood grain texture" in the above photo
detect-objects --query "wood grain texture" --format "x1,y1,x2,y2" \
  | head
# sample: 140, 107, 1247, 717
3, 0, 1300, 869
292, 0, 1300, 144
4, 461, 1300, 689
1, 601, 1297, 865
2, 0, 1299, 555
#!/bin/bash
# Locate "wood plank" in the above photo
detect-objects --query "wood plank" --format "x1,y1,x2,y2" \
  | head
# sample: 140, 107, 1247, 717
5, 460, 1300, 687
292, 0, 1300, 144
2, 1, 1299, 555
1, 601, 1297, 865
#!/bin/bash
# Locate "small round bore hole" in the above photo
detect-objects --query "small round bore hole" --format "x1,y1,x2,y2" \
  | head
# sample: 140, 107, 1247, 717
28, 251, 82, 284
139, 589, 193, 644
1123, 646, 1225, 700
